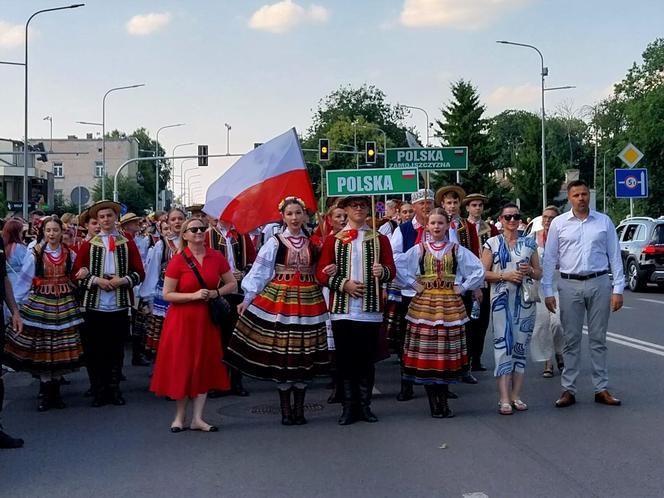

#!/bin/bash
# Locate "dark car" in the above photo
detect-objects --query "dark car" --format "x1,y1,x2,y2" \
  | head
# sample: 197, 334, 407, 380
616, 216, 664, 291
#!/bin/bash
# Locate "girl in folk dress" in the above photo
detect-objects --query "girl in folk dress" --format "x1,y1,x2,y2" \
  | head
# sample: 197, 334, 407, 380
140, 208, 185, 357
3, 217, 83, 411
397, 209, 484, 418
226, 197, 329, 426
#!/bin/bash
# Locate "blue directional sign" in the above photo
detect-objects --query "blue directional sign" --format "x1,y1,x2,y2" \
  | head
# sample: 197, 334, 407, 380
615, 168, 648, 198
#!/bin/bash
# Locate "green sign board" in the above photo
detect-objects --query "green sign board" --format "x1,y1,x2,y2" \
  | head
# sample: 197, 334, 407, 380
326, 168, 419, 197
385, 147, 468, 171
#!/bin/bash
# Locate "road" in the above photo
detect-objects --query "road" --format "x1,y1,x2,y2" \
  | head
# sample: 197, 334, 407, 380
1, 288, 663, 498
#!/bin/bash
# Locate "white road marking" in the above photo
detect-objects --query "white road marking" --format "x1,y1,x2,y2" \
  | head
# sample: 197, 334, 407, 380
582, 326, 664, 357
462, 493, 489, 498
638, 298, 664, 305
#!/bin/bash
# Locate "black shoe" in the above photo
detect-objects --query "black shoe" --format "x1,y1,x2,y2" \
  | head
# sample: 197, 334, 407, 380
49, 381, 66, 410
230, 370, 249, 397
358, 376, 378, 422
109, 392, 126, 406
292, 387, 307, 425
359, 406, 378, 423
396, 379, 414, 401
438, 386, 455, 418
425, 386, 443, 418
132, 355, 150, 367
278, 388, 294, 426
446, 389, 459, 399
338, 380, 357, 425
461, 373, 478, 384
37, 382, 49, 412
0, 429, 24, 449
207, 390, 227, 399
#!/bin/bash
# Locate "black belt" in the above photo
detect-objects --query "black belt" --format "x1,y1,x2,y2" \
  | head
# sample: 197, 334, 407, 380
560, 270, 609, 281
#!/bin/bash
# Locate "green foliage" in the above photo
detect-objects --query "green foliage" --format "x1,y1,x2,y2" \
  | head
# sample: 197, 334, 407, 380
0, 192, 7, 218
92, 175, 151, 214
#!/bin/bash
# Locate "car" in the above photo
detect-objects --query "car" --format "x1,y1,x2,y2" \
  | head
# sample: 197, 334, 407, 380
616, 216, 664, 292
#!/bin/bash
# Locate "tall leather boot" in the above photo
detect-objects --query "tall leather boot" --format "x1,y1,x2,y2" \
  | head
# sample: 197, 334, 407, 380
358, 375, 378, 423
396, 377, 414, 401
37, 382, 49, 412
278, 388, 294, 426
437, 385, 454, 418
292, 387, 307, 425
425, 385, 443, 418
108, 367, 126, 406
0, 378, 24, 449
131, 334, 149, 367
327, 370, 342, 404
230, 369, 249, 397
337, 380, 356, 426
49, 380, 66, 409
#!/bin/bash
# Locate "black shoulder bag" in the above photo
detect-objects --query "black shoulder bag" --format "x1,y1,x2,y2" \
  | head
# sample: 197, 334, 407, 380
181, 252, 231, 326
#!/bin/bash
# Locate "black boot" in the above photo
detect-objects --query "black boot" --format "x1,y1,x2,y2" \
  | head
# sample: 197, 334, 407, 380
230, 369, 249, 397
425, 385, 443, 418
278, 388, 294, 426
292, 387, 307, 425
396, 378, 414, 401
49, 380, 66, 409
37, 382, 49, 412
337, 380, 356, 426
358, 376, 378, 423
437, 385, 454, 418
108, 367, 126, 406
327, 372, 342, 404
131, 335, 150, 367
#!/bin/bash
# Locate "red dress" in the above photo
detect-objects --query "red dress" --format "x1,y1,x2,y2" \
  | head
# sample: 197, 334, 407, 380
150, 247, 231, 399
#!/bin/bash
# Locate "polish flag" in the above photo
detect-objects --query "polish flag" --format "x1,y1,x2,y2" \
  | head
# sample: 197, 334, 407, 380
203, 128, 317, 234
401, 169, 416, 179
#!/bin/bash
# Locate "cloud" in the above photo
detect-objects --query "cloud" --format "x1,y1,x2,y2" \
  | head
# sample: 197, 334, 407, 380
249, 1, 329, 34
486, 83, 540, 109
126, 12, 172, 36
0, 21, 24, 49
400, 0, 531, 30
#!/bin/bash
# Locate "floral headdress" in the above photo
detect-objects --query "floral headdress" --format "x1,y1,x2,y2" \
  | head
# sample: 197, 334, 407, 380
278, 196, 306, 212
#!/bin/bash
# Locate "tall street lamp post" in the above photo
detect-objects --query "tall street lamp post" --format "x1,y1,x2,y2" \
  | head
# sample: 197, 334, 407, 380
180, 158, 195, 203
225, 123, 231, 155
102, 83, 145, 200
186, 174, 201, 206
171, 142, 194, 194
23, 4, 85, 220
154, 123, 185, 210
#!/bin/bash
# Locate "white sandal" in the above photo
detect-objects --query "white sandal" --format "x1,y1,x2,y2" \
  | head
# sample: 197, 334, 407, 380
498, 402, 513, 415
511, 399, 528, 411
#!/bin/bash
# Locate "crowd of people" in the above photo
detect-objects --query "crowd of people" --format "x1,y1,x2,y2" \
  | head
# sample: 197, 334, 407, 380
0, 178, 625, 448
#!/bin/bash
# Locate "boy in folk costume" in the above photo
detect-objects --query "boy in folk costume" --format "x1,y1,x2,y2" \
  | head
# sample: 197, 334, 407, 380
72, 201, 145, 407
205, 216, 256, 397
317, 195, 396, 425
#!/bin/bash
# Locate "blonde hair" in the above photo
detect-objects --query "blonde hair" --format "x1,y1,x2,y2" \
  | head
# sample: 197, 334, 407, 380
177, 218, 207, 253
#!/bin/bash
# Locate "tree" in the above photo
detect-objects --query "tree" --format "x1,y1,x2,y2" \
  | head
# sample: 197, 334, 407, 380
434, 79, 510, 216
92, 175, 151, 214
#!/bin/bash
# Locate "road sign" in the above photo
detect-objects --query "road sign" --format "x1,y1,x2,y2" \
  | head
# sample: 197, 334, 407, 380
326, 168, 418, 197
385, 147, 468, 171
618, 143, 644, 168
70, 186, 90, 207
615, 168, 648, 198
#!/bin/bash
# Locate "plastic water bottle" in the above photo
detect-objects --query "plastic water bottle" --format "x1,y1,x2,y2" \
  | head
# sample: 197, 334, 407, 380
470, 299, 481, 320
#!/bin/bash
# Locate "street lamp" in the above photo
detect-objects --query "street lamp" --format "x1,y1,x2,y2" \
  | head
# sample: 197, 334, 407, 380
180, 158, 195, 202
497, 40, 549, 212
102, 83, 145, 200
225, 123, 231, 155
43, 116, 53, 152
23, 3, 85, 220
155, 123, 185, 210
400, 105, 430, 147
171, 142, 194, 193
76, 120, 102, 126
187, 176, 201, 206
184, 171, 200, 206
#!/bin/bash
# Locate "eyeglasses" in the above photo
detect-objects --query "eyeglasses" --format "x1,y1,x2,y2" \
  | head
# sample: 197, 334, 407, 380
348, 202, 368, 209
502, 214, 522, 221
187, 226, 206, 233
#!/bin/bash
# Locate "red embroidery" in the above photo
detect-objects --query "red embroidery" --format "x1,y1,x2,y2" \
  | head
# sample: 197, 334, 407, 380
340, 229, 358, 244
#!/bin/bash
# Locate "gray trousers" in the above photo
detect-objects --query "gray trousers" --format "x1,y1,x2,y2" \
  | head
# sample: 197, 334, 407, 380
557, 274, 612, 394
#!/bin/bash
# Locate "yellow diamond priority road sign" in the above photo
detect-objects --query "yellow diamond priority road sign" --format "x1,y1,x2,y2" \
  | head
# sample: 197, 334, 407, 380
618, 143, 644, 168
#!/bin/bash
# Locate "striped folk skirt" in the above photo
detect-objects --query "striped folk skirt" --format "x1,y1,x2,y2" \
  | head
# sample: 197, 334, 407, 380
225, 274, 329, 383
144, 278, 169, 356
3, 290, 84, 377
402, 287, 469, 384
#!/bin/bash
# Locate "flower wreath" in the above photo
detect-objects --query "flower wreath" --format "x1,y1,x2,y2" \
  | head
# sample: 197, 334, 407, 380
278, 196, 306, 212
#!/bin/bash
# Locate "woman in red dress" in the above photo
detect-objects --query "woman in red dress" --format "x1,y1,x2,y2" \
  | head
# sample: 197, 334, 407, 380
150, 218, 237, 433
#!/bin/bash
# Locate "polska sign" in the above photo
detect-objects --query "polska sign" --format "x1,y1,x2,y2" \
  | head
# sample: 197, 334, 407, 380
385, 147, 468, 171
326, 168, 419, 196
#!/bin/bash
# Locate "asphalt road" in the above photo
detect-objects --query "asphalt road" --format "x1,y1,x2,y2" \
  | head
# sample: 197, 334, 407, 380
2, 288, 663, 498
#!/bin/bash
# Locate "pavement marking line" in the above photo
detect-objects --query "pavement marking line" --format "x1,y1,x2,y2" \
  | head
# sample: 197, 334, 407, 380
462, 493, 489, 498
582, 328, 664, 357
638, 298, 664, 305
582, 325, 664, 352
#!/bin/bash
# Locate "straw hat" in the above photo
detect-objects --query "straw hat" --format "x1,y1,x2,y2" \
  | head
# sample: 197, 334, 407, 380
435, 185, 466, 206
88, 200, 121, 218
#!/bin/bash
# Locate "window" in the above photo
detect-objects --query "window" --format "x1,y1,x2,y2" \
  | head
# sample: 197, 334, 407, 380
651, 224, 664, 245
53, 162, 64, 178
634, 224, 646, 241
94, 161, 104, 178
616, 225, 625, 240
621, 224, 638, 242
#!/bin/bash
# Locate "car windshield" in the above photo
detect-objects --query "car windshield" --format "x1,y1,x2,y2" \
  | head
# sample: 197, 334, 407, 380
652, 224, 664, 244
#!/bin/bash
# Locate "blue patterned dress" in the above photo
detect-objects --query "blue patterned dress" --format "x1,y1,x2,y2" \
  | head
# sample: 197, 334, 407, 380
484, 235, 538, 377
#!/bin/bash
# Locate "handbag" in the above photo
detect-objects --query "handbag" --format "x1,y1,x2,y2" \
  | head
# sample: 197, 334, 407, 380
522, 276, 540, 303
181, 253, 231, 325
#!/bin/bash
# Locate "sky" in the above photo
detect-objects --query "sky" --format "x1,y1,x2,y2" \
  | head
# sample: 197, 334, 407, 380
1, 0, 662, 204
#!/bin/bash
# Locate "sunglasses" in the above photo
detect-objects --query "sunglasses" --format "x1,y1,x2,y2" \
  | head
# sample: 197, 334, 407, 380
502, 214, 522, 221
187, 226, 206, 233
347, 202, 368, 209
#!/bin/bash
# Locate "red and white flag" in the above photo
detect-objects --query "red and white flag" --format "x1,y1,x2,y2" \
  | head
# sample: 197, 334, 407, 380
203, 128, 317, 234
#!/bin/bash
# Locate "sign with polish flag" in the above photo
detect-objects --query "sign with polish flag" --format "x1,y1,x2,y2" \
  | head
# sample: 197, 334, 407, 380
203, 128, 317, 233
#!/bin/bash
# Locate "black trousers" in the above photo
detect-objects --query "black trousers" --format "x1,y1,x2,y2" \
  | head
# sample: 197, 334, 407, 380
81, 310, 130, 393
463, 287, 491, 367
332, 320, 380, 384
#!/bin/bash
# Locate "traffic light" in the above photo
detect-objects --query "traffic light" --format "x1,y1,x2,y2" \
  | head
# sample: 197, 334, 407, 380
197, 144, 208, 166
366, 141, 376, 164
319, 138, 329, 161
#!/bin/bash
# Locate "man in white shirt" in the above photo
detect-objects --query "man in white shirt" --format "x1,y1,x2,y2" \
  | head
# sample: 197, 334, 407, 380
542, 180, 625, 408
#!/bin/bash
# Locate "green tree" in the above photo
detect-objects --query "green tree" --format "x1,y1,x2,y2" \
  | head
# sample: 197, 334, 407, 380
92, 175, 151, 214
434, 79, 510, 216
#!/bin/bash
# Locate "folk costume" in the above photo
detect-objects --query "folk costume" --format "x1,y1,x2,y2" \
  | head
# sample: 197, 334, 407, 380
3, 242, 83, 411
397, 240, 484, 417
149, 247, 231, 400
72, 202, 145, 407
316, 223, 396, 425
205, 223, 257, 396
226, 229, 329, 424
140, 235, 180, 356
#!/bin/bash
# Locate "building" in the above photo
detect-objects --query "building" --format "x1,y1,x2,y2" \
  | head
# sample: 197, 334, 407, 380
0, 138, 49, 213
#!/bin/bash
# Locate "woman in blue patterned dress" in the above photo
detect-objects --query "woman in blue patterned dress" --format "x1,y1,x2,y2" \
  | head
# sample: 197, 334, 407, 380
481, 203, 542, 416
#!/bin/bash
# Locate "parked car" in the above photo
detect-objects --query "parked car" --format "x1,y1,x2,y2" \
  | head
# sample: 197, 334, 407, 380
616, 216, 664, 292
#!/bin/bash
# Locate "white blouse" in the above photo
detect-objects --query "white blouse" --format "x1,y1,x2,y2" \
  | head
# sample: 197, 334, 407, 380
140, 237, 180, 300
14, 244, 76, 305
